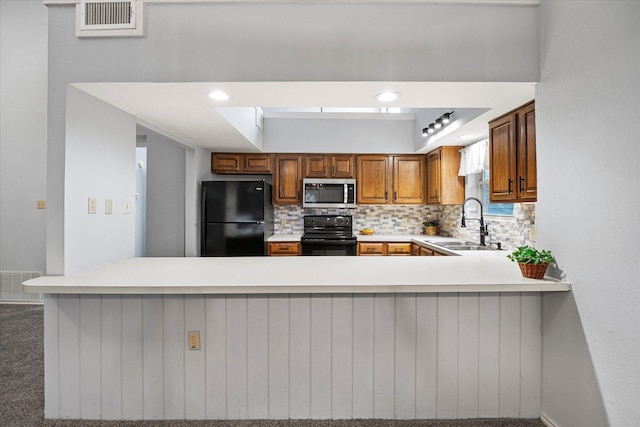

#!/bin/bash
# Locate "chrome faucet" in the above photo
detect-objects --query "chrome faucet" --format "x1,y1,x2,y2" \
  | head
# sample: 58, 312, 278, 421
461, 197, 488, 246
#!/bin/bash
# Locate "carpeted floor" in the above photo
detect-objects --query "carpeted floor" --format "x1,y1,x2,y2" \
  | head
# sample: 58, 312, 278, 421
0, 303, 545, 427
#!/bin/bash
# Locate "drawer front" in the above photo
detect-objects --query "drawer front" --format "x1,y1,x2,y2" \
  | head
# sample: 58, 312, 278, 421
386, 243, 412, 256
358, 242, 385, 256
268, 242, 300, 256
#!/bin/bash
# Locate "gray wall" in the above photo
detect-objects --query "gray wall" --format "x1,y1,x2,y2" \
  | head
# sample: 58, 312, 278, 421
0, 0, 48, 272
536, 1, 639, 426
137, 127, 187, 257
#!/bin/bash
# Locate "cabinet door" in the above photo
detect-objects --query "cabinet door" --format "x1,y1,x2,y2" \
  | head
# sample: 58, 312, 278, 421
393, 155, 426, 204
211, 153, 241, 173
518, 102, 537, 201
304, 155, 329, 178
426, 150, 441, 204
357, 155, 390, 204
331, 154, 356, 178
489, 113, 518, 202
243, 154, 272, 173
420, 246, 434, 256
273, 154, 302, 204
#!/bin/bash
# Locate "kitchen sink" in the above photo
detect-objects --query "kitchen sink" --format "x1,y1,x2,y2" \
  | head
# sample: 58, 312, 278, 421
443, 245, 496, 251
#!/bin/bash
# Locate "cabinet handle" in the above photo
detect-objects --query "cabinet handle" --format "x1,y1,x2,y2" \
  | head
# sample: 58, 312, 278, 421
332, 165, 335, 174
394, 191, 397, 200
367, 247, 375, 252
508, 179, 513, 194
519, 176, 525, 192
385, 191, 388, 200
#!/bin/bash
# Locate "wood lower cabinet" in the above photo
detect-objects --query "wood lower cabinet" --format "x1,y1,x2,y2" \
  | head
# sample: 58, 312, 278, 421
304, 154, 356, 178
426, 147, 464, 205
268, 241, 301, 256
489, 100, 537, 202
273, 154, 302, 204
358, 241, 413, 256
358, 242, 386, 256
211, 153, 272, 174
386, 242, 412, 256
357, 155, 425, 204
418, 245, 448, 256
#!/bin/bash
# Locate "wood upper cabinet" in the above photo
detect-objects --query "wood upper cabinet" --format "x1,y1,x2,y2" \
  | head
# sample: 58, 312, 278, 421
393, 155, 426, 204
211, 153, 272, 174
489, 100, 537, 202
273, 154, 302, 204
357, 155, 390, 204
304, 154, 356, 178
426, 147, 464, 205
357, 155, 425, 204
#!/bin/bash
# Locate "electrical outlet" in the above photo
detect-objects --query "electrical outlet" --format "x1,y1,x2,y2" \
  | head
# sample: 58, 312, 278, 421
123, 199, 131, 214
88, 197, 97, 214
105, 199, 113, 215
187, 331, 200, 350
36, 200, 46, 209
402, 218, 407, 226
280, 216, 286, 227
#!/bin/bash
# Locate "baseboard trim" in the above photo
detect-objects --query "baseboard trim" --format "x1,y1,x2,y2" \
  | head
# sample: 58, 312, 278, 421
541, 411, 560, 427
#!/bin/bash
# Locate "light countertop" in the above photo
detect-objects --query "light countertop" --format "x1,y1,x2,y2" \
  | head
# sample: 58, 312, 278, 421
24, 255, 570, 295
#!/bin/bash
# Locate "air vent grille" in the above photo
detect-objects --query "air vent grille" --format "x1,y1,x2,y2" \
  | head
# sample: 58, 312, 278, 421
76, 0, 143, 37
84, 1, 132, 27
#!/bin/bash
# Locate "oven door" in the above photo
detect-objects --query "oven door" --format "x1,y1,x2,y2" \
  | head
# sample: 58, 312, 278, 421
301, 238, 357, 256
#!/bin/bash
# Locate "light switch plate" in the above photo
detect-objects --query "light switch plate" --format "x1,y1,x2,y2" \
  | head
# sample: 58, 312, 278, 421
88, 198, 97, 214
123, 199, 130, 214
105, 199, 113, 215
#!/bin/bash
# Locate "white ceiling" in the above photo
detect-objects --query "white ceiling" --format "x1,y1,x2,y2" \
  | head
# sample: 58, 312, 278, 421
72, 81, 536, 152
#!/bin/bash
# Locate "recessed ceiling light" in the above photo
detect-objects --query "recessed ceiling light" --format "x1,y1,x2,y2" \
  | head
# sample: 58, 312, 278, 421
208, 90, 230, 101
376, 91, 399, 103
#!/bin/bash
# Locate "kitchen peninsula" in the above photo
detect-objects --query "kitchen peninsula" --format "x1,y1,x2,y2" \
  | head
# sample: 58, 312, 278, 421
25, 254, 569, 421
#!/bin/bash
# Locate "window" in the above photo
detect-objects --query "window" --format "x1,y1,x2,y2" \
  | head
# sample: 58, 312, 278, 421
480, 169, 514, 216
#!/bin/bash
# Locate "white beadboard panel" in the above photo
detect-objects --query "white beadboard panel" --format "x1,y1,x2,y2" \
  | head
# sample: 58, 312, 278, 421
332, 294, 353, 419
520, 293, 542, 417
458, 293, 480, 418
58, 294, 81, 418
204, 296, 227, 419
44, 295, 60, 419
79, 295, 101, 419
101, 296, 123, 419
394, 294, 416, 419
44, 292, 542, 421
373, 294, 395, 418
142, 295, 164, 419
268, 295, 290, 418
436, 293, 459, 419
310, 295, 332, 419
289, 295, 311, 419
415, 294, 437, 419
500, 293, 522, 417
184, 295, 206, 419
122, 296, 143, 420
226, 295, 248, 419
478, 293, 501, 418
352, 294, 374, 418
163, 296, 185, 419
247, 295, 268, 419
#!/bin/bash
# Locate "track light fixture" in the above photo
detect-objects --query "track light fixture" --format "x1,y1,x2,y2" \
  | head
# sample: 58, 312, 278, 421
422, 111, 454, 138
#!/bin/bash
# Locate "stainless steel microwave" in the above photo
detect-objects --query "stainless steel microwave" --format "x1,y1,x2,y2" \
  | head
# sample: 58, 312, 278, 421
303, 178, 356, 209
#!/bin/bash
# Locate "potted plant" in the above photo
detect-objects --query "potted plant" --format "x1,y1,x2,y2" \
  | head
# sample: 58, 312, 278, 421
422, 220, 439, 236
507, 245, 555, 279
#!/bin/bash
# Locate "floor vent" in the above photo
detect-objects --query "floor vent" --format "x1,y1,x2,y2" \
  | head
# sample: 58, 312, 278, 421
76, 0, 143, 37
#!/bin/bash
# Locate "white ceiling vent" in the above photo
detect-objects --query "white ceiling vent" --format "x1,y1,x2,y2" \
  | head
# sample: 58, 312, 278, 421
76, 0, 143, 38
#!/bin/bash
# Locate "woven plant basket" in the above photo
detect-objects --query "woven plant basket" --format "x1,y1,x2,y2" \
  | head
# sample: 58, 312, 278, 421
424, 226, 438, 236
518, 262, 549, 279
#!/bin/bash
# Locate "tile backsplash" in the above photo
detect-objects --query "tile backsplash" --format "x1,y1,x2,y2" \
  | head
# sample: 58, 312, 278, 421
0, 271, 43, 303
275, 203, 535, 251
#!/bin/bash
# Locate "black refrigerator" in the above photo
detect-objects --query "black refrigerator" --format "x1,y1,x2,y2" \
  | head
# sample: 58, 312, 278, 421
201, 180, 273, 256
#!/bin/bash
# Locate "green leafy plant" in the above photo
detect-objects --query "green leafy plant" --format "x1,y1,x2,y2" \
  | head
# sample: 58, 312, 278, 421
422, 220, 439, 227
507, 245, 555, 265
